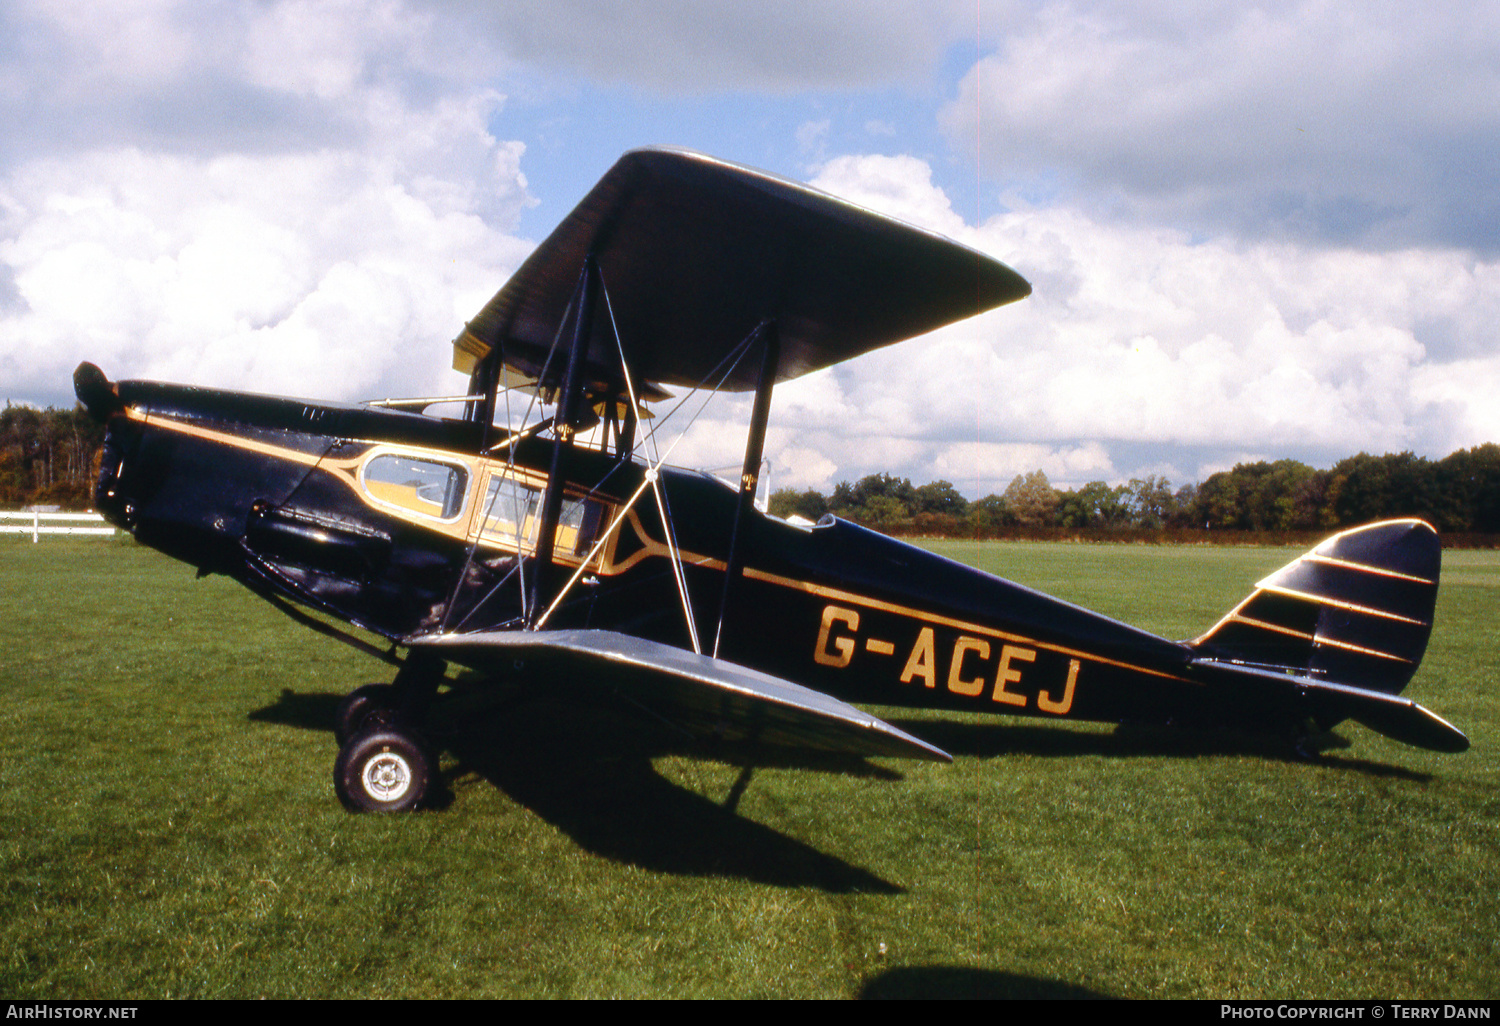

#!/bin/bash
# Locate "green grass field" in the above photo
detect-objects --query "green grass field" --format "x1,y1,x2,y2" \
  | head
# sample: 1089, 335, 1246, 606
1, 536, 1496, 998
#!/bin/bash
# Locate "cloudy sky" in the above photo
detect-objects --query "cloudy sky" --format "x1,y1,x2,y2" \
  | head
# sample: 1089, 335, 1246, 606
3, 0, 1497, 497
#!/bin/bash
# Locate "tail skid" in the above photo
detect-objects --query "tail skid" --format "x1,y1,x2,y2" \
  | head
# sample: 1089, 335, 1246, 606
1190, 520, 1466, 753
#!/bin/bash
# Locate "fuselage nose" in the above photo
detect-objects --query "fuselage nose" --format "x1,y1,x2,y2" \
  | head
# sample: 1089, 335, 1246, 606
72, 364, 134, 528
93, 421, 133, 529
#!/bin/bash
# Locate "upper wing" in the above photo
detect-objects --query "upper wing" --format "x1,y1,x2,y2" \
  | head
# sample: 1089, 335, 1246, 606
453, 147, 1030, 396
408, 628, 951, 762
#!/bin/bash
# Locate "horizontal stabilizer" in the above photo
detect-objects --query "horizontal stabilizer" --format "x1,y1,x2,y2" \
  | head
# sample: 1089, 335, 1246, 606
1191, 659, 1469, 753
408, 629, 951, 762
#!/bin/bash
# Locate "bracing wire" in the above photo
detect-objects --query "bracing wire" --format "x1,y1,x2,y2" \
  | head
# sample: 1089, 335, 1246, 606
445, 261, 759, 650
438, 287, 580, 632
590, 273, 758, 653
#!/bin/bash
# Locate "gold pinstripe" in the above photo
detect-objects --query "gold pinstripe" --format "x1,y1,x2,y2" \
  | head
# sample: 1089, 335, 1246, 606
1224, 614, 1412, 663
1255, 584, 1429, 626
740, 566, 1194, 684
1304, 553, 1436, 585
123, 406, 629, 570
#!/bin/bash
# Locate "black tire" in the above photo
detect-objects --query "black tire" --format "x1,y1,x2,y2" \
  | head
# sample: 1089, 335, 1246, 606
334, 728, 431, 813
334, 683, 395, 746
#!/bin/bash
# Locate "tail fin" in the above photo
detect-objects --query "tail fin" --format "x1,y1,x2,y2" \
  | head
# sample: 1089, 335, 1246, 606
1189, 520, 1465, 752
1191, 519, 1440, 695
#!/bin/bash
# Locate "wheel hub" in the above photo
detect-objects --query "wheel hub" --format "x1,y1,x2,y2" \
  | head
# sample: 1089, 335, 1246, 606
362, 749, 412, 802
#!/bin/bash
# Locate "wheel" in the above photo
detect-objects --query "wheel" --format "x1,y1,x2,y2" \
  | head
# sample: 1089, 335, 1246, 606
334, 683, 395, 746
334, 728, 431, 813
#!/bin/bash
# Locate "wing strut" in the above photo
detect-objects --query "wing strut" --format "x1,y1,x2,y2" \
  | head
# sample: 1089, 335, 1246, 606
464, 347, 500, 439
525, 262, 737, 652
527, 254, 599, 623
713, 319, 778, 657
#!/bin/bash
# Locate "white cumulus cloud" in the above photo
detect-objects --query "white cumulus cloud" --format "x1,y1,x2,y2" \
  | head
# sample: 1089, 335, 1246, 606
752, 151, 1500, 494
1, 0, 534, 408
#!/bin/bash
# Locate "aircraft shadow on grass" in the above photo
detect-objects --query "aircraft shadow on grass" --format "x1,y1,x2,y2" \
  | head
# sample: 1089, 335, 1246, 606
857, 966, 1112, 1000
251, 685, 905, 893
885, 716, 1434, 783
250, 683, 1432, 873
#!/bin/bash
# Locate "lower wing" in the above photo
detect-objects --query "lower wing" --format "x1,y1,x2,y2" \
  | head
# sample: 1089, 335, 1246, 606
408, 628, 952, 762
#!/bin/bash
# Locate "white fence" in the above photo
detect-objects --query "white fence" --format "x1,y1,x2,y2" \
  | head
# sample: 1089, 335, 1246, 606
0, 511, 116, 541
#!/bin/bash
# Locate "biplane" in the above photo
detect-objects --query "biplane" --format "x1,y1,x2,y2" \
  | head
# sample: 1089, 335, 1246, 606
73, 147, 1468, 813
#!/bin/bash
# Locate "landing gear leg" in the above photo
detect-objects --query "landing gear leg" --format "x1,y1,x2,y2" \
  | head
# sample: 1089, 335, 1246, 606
1291, 717, 1350, 760
332, 652, 446, 812
334, 683, 395, 746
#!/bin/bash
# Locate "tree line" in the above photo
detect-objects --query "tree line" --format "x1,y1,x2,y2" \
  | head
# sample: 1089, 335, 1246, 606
1, 404, 105, 509
7, 401, 1498, 539
769, 445, 1500, 539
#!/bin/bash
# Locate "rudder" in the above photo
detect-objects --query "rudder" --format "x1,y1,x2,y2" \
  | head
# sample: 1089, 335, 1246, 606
1191, 519, 1440, 695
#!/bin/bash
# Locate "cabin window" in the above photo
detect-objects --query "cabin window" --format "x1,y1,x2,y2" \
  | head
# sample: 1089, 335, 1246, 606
478, 475, 542, 549
362, 454, 469, 521
558, 495, 606, 556
477, 470, 607, 558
